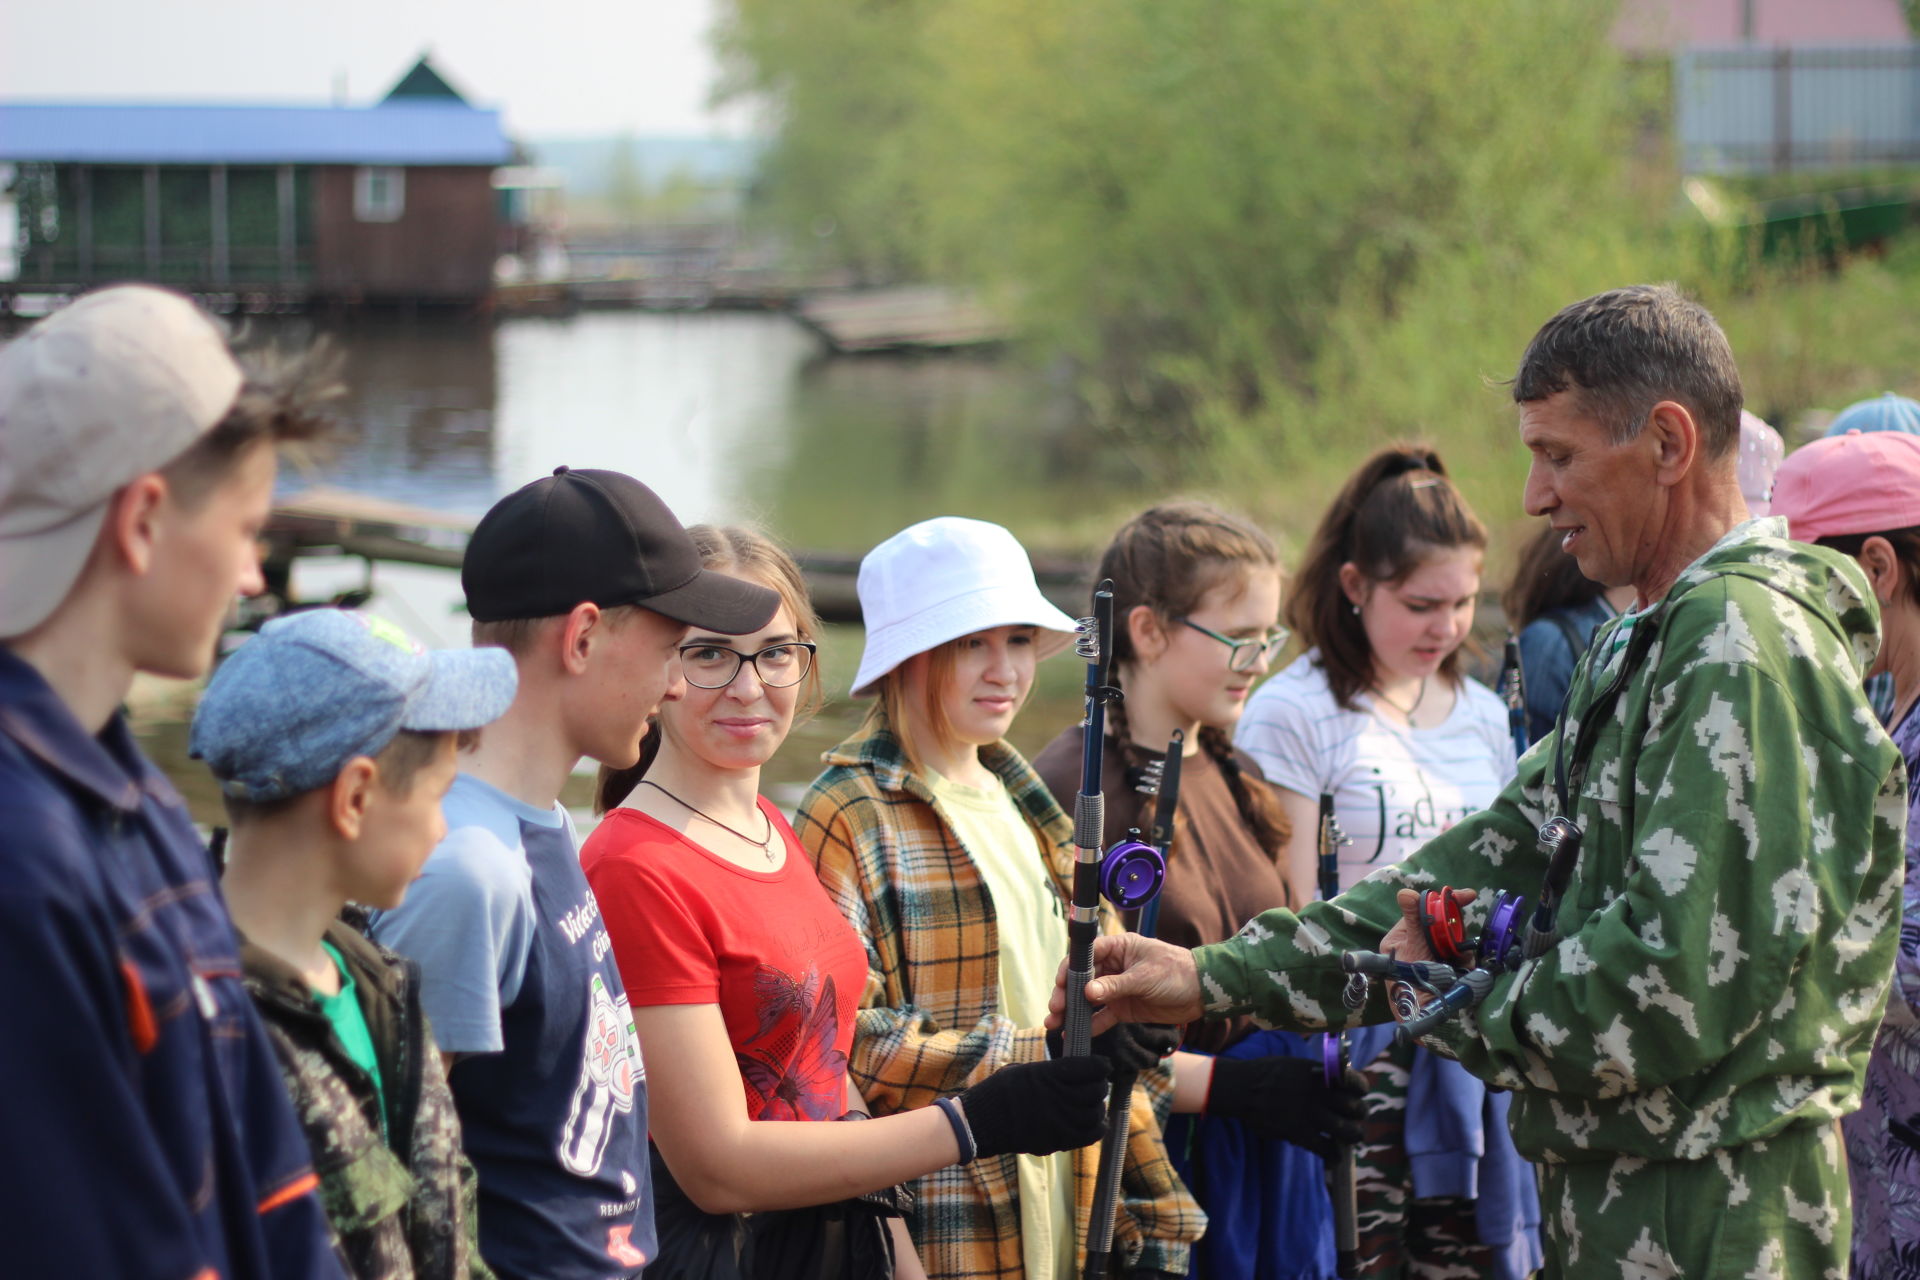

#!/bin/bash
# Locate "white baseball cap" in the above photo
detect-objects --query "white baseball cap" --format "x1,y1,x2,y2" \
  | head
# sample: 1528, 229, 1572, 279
850, 516, 1079, 697
0, 285, 243, 638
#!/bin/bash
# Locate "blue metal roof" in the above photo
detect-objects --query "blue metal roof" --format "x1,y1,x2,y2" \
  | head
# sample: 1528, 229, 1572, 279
0, 102, 512, 166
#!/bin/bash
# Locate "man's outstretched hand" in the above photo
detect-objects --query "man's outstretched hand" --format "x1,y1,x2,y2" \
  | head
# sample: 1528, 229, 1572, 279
1047, 934, 1206, 1036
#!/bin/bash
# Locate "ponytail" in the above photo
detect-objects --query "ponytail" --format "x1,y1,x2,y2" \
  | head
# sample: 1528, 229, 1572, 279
1286, 443, 1487, 711
595, 721, 663, 816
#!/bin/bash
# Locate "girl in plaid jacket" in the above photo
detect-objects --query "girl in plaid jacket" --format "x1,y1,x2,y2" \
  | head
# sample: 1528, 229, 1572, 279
796, 517, 1204, 1280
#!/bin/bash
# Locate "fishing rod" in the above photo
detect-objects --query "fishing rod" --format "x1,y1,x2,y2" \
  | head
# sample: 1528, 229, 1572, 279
1500, 636, 1529, 760
1316, 795, 1359, 1280
1063, 580, 1121, 1061
1082, 730, 1177, 1280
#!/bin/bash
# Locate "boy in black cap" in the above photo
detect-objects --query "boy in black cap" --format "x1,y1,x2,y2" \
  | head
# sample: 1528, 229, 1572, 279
369, 467, 778, 1280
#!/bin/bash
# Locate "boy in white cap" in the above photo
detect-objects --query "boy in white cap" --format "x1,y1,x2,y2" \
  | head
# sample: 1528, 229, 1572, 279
193, 608, 520, 1279
0, 286, 344, 1277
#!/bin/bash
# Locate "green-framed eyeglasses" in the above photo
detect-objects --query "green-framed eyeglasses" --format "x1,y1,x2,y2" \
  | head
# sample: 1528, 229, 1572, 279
678, 641, 818, 689
1178, 620, 1290, 672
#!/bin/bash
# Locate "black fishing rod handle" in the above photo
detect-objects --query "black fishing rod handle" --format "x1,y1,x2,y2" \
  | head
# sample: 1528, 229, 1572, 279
1082, 1072, 1135, 1280
1063, 787, 1107, 1059
1322, 1033, 1359, 1276
1331, 1147, 1360, 1277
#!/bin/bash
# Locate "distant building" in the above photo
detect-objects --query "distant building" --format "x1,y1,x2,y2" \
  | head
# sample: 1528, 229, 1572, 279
1615, 0, 1910, 51
1611, 1, 1920, 173
0, 56, 512, 305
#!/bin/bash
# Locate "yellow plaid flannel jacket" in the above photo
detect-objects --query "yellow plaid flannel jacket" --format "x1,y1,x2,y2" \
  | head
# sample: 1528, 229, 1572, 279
794, 718, 1203, 1280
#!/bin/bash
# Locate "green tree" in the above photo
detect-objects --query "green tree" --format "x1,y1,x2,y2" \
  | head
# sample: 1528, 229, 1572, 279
719, 0, 1715, 498
713, 0, 938, 282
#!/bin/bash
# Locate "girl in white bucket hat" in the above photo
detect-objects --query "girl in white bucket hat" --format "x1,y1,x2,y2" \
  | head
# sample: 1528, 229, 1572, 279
796, 517, 1203, 1280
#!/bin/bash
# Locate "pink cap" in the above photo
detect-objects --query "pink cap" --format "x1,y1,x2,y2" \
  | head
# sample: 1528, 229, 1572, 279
1770, 429, 1920, 542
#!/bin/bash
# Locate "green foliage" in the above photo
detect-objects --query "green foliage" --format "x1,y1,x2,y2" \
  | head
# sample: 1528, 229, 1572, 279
713, 0, 937, 280
717, 0, 1920, 519
720, 0, 1659, 453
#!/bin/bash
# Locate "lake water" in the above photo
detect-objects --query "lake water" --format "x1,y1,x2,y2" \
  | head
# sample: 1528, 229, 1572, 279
118, 309, 1163, 823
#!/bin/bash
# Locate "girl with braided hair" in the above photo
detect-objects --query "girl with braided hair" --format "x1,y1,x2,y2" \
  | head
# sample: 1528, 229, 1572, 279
1031, 501, 1367, 1280
1234, 446, 1540, 1279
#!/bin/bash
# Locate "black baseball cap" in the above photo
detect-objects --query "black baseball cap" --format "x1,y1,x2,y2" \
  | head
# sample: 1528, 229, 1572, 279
462, 467, 780, 632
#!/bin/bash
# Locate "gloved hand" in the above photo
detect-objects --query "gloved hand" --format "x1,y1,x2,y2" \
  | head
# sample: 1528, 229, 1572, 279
1046, 1022, 1182, 1078
959, 1056, 1111, 1159
1206, 1055, 1367, 1159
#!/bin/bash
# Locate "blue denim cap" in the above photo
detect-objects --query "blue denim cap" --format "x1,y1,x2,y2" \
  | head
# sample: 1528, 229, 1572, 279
191, 608, 518, 802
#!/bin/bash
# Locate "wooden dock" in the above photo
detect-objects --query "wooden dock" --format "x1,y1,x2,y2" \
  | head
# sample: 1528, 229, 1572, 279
793, 286, 1011, 354
266, 487, 1088, 624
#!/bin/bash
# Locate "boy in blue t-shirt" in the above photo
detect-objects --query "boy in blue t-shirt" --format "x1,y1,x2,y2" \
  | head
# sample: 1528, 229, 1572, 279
193, 608, 520, 1278
370, 467, 779, 1280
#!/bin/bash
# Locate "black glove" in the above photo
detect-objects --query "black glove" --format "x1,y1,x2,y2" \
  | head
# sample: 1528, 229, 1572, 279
1045, 1022, 1182, 1079
959, 1056, 1111, 1159
1206, 1055, 1367, 1159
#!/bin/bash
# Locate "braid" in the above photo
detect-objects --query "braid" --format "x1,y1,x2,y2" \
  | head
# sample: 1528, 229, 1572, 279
1106, 695, 1160, 842
1197, 725, 1295, 901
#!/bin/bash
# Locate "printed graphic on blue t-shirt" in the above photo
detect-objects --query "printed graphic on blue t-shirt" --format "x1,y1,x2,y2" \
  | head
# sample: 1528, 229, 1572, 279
372, 775, 654, 1279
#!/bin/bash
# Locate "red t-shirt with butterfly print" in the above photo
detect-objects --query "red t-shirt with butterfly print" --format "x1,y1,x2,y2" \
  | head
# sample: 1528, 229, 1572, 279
582, 798, 869, 1121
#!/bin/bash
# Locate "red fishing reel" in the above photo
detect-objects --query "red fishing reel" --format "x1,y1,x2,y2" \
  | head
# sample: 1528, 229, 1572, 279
1418, 887, 1470, 966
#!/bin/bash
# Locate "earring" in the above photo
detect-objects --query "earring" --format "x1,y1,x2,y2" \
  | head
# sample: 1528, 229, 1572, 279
1351, 603, 1360, 616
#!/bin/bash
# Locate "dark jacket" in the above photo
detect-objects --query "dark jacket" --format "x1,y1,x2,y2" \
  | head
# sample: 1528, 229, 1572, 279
243, 919, 491, 1280
0, 648, 342, 1279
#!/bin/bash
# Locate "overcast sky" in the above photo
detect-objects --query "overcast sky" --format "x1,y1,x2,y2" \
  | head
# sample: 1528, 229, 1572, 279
0, 0, 753, 138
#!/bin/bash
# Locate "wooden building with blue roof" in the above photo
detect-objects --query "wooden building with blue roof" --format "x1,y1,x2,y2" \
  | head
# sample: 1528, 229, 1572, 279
0, 57, 513, 306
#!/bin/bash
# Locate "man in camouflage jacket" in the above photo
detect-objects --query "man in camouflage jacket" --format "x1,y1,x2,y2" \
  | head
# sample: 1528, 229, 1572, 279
244, 919, 492, 1280
1061, 286, 1906, 1277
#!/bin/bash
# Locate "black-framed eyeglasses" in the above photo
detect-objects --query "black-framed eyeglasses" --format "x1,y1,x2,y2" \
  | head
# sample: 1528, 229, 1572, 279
1178, 620, 1291, 672
678, 641, 818, 690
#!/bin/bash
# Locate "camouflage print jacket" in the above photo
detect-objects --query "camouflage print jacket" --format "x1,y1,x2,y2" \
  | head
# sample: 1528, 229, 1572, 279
1195, 518, 1907, 1167
243, 920, 492, 1280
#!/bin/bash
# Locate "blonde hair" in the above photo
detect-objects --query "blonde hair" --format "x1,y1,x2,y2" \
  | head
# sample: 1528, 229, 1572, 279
867, 640, 961, 776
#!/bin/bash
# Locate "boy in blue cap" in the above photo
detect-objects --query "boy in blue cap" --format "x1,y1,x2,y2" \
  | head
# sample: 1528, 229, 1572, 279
193, 608, 519, 1280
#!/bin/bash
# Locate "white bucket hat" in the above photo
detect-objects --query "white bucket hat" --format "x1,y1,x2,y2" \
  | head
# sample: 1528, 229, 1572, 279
851, 516, 1079, 697
0, 285, 243, 638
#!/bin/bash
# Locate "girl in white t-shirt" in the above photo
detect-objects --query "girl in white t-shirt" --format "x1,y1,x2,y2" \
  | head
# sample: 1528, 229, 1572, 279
1236, 445, 1541, 1280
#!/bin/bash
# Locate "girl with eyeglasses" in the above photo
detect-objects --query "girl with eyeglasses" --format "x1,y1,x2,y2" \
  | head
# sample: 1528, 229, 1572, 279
1031, 501, 1367, 1280
581, 525, 1114, 1280
1234, 447, 1540, 1279
795, 516, 1202, 1280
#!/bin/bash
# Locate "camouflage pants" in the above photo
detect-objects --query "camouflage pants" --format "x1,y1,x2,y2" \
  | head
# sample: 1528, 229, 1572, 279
1537, 1124, 1849, 1279
1353, 1037, 1495, 1280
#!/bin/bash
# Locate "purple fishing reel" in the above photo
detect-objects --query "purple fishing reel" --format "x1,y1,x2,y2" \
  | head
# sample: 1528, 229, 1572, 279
1478, 890, 1527, 971
1322, 1031, 1346, 1084
1099, 838, 1166, 912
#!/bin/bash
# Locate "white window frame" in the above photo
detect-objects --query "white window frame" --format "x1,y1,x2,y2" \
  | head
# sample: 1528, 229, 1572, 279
354, 166, 406, 222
